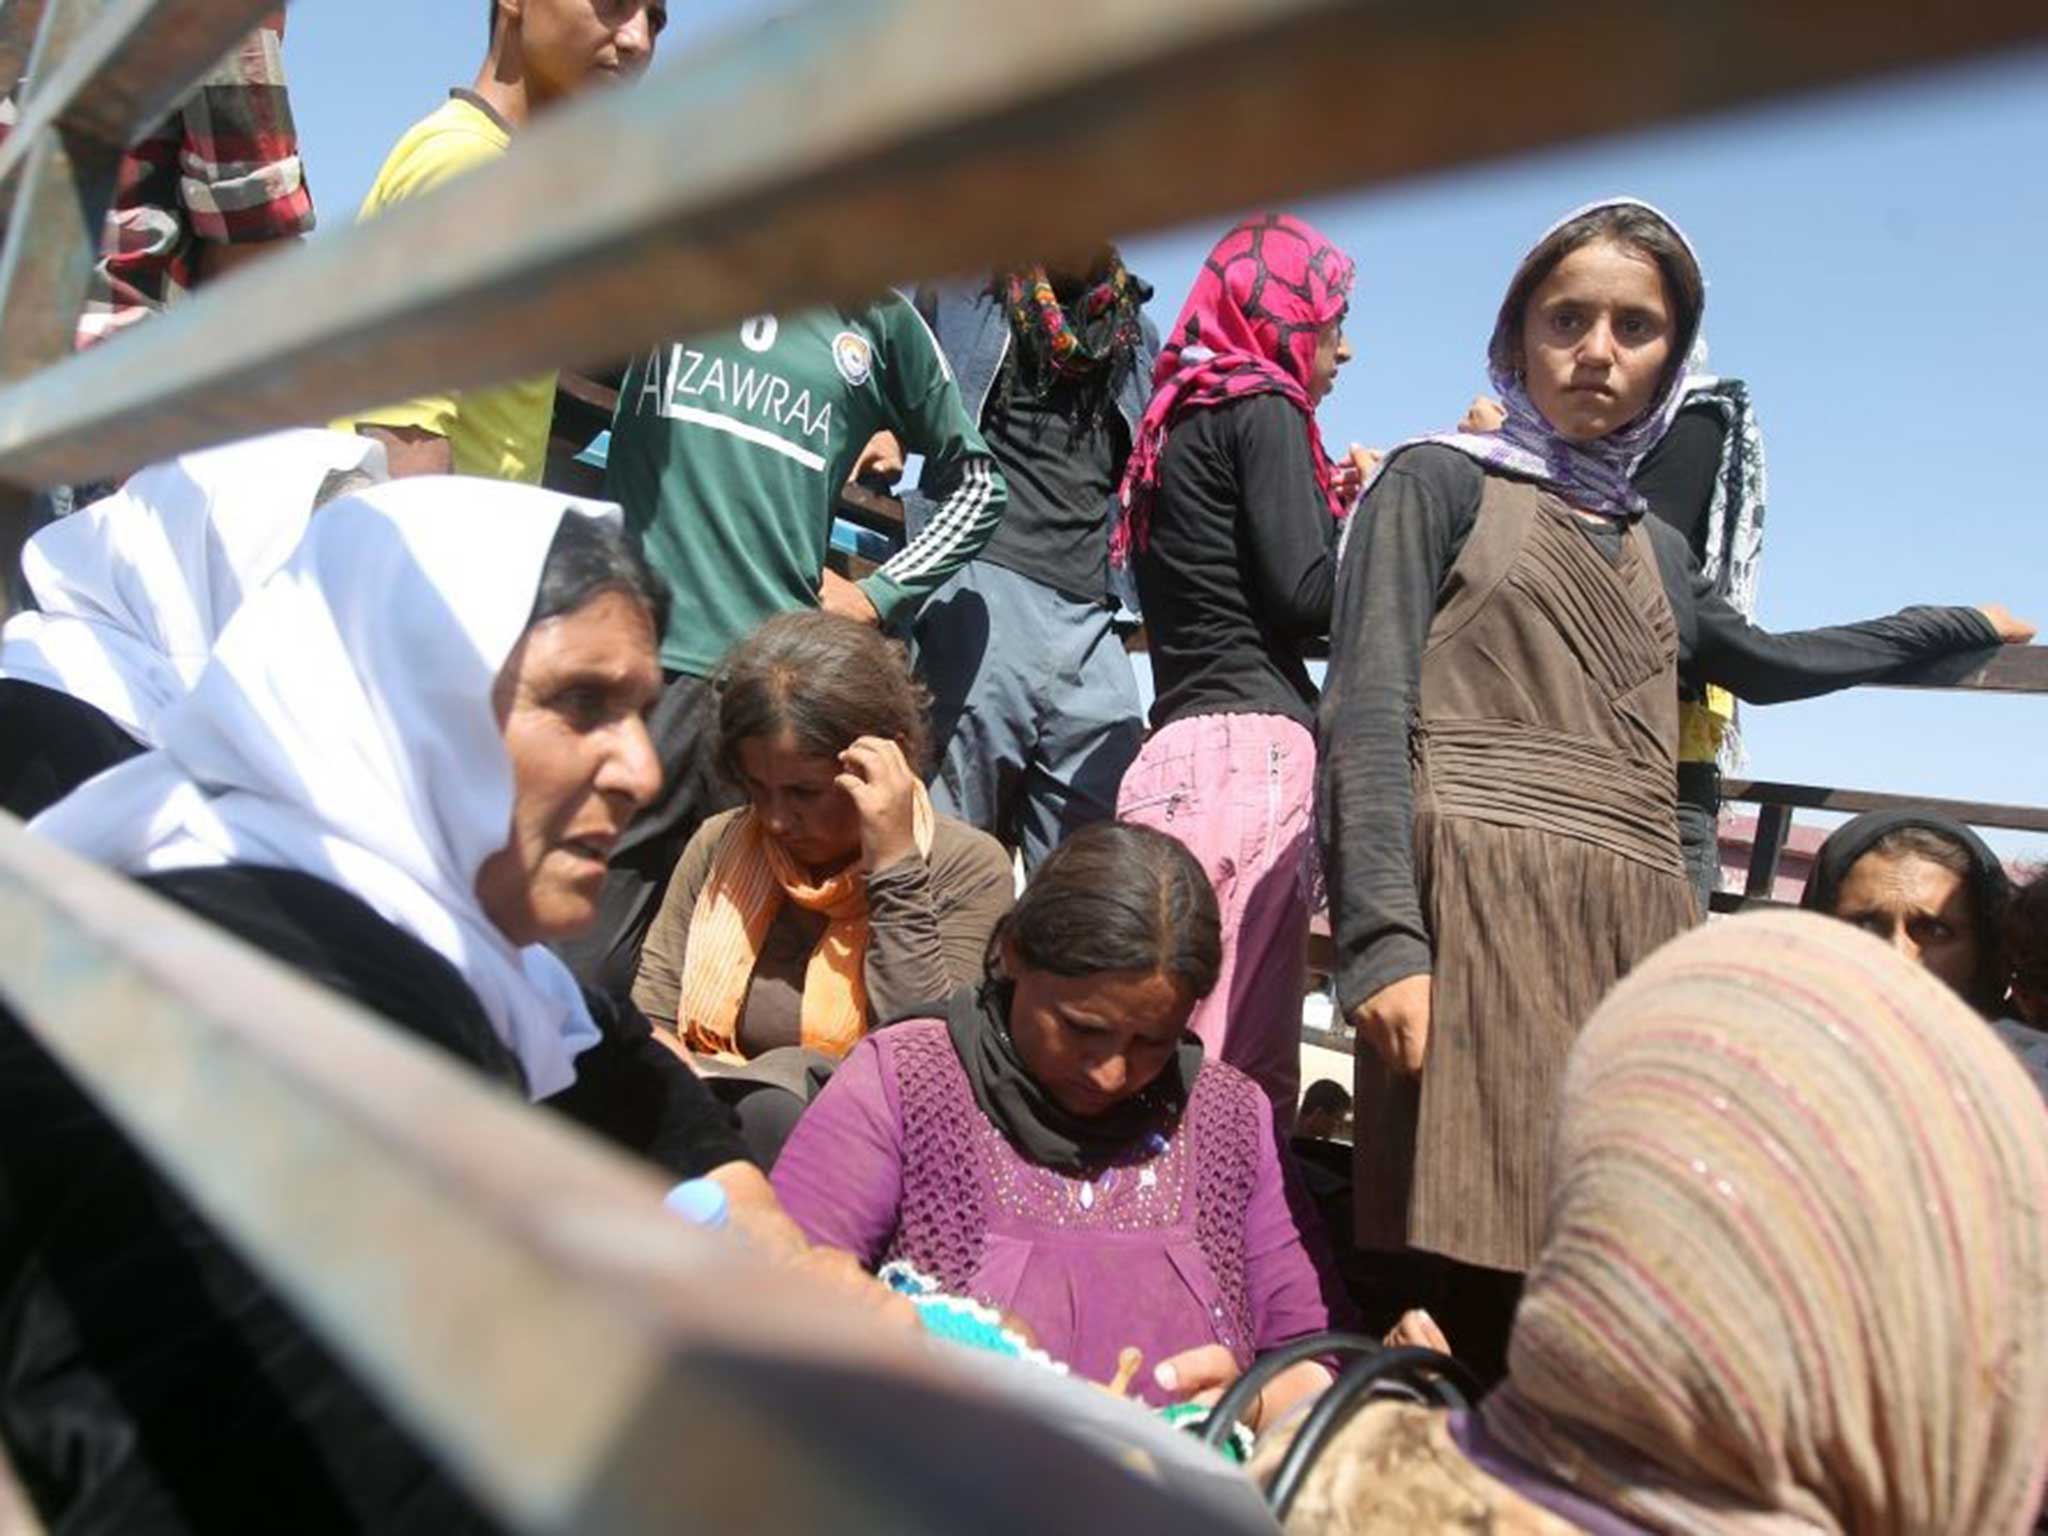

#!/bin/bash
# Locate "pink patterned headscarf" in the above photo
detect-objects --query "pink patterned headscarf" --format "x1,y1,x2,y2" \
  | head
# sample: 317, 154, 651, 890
1113, 213, 1355, 566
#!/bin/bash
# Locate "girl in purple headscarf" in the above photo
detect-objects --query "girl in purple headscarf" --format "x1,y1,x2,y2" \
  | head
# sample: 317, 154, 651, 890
1319, 198, 2033, 1381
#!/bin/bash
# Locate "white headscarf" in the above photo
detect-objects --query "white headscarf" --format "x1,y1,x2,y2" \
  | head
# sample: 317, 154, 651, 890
1, 430, 389, 742
32, 477, 626, 1100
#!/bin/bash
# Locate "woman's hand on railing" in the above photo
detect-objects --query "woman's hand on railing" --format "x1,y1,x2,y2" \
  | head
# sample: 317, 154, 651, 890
838, 735, 921, 873
1978, 604, 2037, 644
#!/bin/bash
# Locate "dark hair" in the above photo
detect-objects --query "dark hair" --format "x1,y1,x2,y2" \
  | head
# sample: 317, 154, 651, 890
486, 0, 500, 42
2003, 868, 2047, 1003
1865, 825, 1980, 885
1490, 203, 1704, 395
526, 511, 670, 637
714, 610, 929, 779
312, 467, 379, 509
991, 823, 1222, 1001
1300, 1078, 1351, 1117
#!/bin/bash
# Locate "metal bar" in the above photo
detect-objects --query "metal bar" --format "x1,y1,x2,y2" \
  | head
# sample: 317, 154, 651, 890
1881, 643, 2048, 694
0, 1433, 46, 1536
0, 0, 54, 102
0, 0, 92, 255
0, 125, 120, 378
0, 481, 31, 622
1721, 778, 2048, 836
556, 371, 619, 416
0, 0, 272, 190
1301, 1021, 1354, 1056
1744, 802, 1795, 900
0, 815, 1276, 1536
1, 0, 2044, 491
838, 480, 905, 534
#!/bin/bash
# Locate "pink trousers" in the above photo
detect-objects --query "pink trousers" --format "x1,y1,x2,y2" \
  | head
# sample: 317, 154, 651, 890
1117, 712, 1314, 1126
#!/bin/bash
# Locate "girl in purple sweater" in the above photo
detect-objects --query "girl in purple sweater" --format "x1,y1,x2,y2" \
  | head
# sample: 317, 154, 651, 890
773, 822, 1344, 1428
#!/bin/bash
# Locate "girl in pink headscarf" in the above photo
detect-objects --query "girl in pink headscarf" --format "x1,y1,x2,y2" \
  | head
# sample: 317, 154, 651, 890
1114, 213, 1363, 1127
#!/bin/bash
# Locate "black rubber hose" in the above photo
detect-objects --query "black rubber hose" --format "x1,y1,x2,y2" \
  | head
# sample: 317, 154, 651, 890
1195, 1331, 1383, 1449
1267, 1346, 1481, 1522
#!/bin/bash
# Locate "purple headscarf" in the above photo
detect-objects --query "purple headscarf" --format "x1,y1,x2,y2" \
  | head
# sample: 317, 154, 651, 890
1390, 198, 1706, 523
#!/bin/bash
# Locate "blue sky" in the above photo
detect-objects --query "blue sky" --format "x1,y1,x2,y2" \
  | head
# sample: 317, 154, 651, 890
284, 6, 2047, 861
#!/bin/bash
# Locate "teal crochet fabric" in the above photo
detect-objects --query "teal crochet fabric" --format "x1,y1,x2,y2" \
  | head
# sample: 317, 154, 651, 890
880, 1260, 1063, 1369
879, 1262, 1253, 1463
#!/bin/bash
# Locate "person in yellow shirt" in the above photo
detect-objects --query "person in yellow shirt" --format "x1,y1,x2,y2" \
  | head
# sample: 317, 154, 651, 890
338, 0, 667, 481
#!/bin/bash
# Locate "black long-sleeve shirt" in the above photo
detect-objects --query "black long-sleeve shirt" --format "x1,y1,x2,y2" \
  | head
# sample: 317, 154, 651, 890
1136, 394, 1337, 731
1633, 400, 1726, 557
1319, 444, 2000, 1013
0, 864, 749, 1533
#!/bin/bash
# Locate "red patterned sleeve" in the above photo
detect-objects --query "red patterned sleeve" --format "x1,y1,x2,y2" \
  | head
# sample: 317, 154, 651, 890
177, 14, 315, 245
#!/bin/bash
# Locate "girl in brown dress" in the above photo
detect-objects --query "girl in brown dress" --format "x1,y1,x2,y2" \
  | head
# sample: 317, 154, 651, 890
1318, 199, 2033, 1379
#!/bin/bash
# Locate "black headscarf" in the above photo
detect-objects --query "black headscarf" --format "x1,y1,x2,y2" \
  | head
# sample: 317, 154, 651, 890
1802, 809, 2013, 1015
943, 982, 1203, 1176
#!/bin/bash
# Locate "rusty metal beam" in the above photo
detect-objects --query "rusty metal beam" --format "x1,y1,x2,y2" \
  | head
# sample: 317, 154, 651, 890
1743, 802, 1796, 899
0, 126, 119, 377
1721, 777, 2048, 836
0, 0, 273, 187
0, 0, 54, 102
0, 814, 1277, 1536
1884, 641, 2048, 694
0, 1432, 45, 1536
0, 0, 2043, 490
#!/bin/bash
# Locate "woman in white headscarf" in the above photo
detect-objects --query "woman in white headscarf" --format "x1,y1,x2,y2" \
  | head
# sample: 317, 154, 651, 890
7, 477, 840, 1533
0, 428, 386, 816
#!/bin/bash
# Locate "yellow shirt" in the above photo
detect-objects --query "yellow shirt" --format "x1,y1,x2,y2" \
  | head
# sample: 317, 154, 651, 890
332, 94, 553, 484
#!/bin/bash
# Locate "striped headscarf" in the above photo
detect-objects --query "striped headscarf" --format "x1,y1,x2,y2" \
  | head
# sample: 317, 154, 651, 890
1483, 910, 2048, 1535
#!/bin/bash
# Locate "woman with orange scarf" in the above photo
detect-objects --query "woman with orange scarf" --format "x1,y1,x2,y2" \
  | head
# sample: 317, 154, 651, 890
633, 611, 1015, 1164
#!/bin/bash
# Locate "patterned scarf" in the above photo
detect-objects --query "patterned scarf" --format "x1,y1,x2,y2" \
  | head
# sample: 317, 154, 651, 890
676, 786, 936, 1061
1114, 213, 1355, 566
1396, 198, 1705, 524
999, 254, 1150, 397
1675, 371, 1768, 767
1483, 911, 2048, 1535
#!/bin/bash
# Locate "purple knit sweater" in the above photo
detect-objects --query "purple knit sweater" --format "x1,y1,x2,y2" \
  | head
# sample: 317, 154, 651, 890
773, 1018, 1340, 1403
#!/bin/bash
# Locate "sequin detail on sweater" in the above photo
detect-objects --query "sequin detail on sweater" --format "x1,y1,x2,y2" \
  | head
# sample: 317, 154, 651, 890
883, 1021, 1261, 1350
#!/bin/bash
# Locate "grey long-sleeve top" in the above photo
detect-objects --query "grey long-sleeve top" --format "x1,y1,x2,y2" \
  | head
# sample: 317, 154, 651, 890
1319, 444, 2002, 1015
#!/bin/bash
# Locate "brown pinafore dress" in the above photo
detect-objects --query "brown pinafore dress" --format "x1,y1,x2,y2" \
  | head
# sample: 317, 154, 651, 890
1355, 475, 1695, 1274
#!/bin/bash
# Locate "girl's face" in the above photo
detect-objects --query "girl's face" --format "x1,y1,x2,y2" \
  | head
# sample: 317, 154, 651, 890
1004, 944, 1194, 1119
1518, 238, 1675, 443
1308, 316, 1353, 406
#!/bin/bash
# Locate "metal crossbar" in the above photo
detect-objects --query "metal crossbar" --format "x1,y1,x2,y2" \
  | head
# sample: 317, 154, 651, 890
0, 816, 1280, 1535
0, 0, 275, 177
2, 0, 2046, 1527
1, 0, 2045, 497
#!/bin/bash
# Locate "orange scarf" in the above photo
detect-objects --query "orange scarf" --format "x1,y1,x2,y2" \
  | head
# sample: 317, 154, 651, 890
676, 787, 935, 1061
